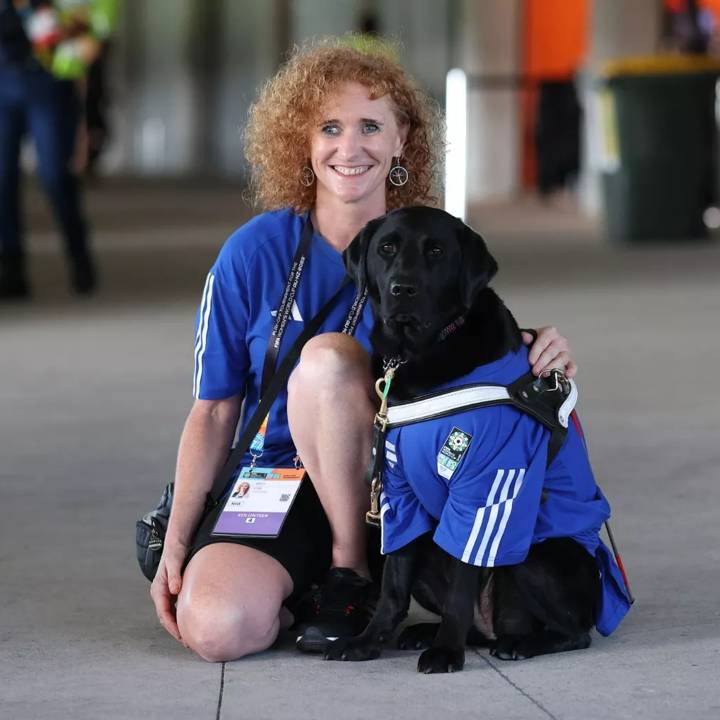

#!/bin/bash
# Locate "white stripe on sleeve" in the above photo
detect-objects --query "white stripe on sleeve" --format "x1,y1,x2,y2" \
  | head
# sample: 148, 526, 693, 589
486, 468, 526, 567
473, 469, 516, 566
194, 273, 212, 344
461, 468, 504, 563
193, 273, 215, 398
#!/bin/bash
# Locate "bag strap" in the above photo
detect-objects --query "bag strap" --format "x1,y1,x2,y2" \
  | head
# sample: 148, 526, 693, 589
206, 277, 353, 505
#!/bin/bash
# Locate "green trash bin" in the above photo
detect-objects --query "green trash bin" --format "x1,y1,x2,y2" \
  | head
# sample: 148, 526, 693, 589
600, 55, 720, 243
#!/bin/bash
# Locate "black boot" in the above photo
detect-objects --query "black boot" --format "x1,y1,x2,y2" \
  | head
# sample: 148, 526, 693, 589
70, 253, 97, 295
0, 254, 30, 300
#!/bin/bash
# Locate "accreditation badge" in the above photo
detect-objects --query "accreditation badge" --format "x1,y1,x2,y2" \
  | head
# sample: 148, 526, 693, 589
211, 467, 305, 538
437, 427, 472, 480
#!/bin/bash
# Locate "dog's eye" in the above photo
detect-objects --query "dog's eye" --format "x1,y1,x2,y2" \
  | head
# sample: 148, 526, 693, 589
427, 246, 444, 258
380, 242, 396, 256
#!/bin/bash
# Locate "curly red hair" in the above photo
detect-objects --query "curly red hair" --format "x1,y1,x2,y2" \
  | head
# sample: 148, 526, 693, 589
244, 38, 444, 213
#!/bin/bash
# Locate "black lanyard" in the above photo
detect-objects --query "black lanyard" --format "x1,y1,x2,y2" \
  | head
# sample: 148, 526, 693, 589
259, 216, 367, 396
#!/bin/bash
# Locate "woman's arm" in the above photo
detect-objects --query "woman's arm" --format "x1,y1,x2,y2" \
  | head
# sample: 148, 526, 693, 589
521, 326, 577, 379
150, 395, 242, 644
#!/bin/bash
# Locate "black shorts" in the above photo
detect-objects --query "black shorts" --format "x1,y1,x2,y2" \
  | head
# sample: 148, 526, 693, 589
187, 477, 383, 607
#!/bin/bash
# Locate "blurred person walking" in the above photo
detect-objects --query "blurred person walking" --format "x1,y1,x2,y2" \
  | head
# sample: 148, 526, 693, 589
0, 0, 116, 300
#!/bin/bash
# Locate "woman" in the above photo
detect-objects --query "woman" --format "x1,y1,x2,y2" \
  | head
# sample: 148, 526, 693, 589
150, 39, 577, 663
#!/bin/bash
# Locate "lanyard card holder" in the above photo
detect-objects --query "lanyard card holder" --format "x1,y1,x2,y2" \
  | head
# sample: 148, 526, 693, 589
211, 467, 305, 538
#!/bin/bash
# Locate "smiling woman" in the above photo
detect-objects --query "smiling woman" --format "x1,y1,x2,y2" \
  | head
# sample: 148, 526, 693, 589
244, 39, 443, 215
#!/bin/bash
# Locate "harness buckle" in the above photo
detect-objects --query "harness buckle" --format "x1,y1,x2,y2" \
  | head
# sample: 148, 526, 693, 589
546, 368, 570, 395
522, 369, 570, 400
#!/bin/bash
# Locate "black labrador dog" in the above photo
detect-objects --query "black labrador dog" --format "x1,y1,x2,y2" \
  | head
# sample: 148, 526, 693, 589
324, 206, 600, 673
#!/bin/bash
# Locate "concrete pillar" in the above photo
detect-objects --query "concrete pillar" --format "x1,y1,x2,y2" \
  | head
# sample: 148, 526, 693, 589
457, 0, 523, 204
130, 0, 196, 174
108, 0, 283, 176
213, 0, 280, 176
291, 0, 358, 40
380, 0, 452, 101
580, 0, 663, 213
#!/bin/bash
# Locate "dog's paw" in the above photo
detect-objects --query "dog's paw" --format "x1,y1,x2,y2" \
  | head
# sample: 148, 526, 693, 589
491, 632, 591, 661
324, 637, 381, 662
490, 635, 530, 661
398, 623, 438, 650
417, 646, 465, 674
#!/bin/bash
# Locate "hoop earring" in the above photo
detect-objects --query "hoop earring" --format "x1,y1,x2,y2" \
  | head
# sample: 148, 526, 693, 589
300, 166, 315, 187
388, 158, 409, 187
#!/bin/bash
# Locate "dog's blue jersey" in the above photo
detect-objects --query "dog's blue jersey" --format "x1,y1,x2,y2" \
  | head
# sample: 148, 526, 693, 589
380, 347, 631, 635
192, 209, 373, 472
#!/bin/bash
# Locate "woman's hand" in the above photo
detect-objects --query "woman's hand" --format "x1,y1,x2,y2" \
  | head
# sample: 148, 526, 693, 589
521, 326, 577, 379
150, 541, 189, 646
150, 397, 242, 646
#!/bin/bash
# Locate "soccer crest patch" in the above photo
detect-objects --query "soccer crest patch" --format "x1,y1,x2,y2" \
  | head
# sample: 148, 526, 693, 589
437, 427, 472, 479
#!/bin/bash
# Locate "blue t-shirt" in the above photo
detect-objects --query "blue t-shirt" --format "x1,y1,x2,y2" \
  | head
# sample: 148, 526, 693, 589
380, 347, 631, 635
193, 209, 373, 469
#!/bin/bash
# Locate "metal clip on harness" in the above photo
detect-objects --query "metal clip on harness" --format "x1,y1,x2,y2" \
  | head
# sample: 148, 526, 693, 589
366, 360, 403, 526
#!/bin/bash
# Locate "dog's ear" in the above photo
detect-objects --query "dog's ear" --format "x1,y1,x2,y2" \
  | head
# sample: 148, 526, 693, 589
457, 222, 498, 308
343, 216, 383, 294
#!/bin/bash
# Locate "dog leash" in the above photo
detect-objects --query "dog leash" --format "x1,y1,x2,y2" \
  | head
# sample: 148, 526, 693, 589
603, 519, 635, 604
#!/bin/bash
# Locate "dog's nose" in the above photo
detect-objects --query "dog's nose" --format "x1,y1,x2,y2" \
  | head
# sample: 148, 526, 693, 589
390, 281, 417, 298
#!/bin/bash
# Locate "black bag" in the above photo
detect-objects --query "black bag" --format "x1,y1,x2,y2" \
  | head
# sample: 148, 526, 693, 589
135, 276, 354, 581
135, 482, 174, 581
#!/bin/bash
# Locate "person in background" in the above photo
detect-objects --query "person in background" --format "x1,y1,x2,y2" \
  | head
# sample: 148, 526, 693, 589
0, 0, 117, 300
535, 79, 582, 198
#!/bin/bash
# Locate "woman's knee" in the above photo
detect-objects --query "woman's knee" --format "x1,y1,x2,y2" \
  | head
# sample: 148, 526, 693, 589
175, 544, 292, 662
177, 590, 282, 662
289, 333, 370, 397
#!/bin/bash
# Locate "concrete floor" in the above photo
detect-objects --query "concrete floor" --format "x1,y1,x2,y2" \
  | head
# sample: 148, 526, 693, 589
2, 182, 720, 719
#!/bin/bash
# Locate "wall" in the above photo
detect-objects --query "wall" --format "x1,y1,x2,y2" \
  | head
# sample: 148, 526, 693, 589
105, 0, 454, 177
459, 0, 523, 203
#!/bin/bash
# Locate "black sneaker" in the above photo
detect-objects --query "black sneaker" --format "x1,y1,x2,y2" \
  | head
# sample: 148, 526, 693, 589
0, 255, 30, 300
294, 567, 377, 653
70, 255, 97, 296
0, 274, 29, 300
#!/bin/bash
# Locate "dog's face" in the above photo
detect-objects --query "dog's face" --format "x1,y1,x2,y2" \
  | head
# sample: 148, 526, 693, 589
344, 207, 498, 357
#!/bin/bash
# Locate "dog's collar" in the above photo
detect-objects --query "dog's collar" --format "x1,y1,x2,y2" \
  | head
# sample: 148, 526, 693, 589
380, 314, 467, 369
436, 313, 467, 343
